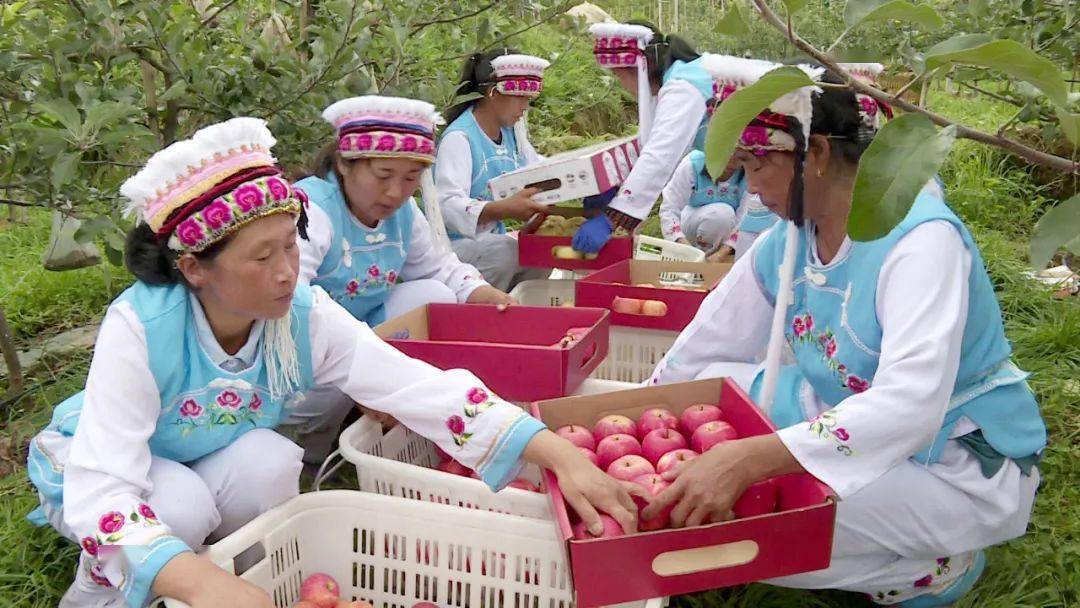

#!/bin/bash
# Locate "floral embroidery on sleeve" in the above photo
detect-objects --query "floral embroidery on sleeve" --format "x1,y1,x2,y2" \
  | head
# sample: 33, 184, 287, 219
808, 411, 853, 456
447, 415, 472, 446
83, 504, 162, 554
464, 387, 496, 418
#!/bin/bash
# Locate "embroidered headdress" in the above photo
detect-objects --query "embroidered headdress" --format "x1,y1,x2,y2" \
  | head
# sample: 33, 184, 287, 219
489, 54, 550, 99
322, 96, 444, 165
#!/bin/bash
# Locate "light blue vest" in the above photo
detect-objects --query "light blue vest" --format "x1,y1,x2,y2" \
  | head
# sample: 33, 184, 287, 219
27, 282, 316, 512
686, 151, 744, 209
295, 173, 414, 326
751, 192, 1046, 465
438, 107, 523, 238
737, 202, 780, 235
662, 58, 716, 152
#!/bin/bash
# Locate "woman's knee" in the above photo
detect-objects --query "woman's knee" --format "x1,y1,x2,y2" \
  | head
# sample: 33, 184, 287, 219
146, 457, 221, 548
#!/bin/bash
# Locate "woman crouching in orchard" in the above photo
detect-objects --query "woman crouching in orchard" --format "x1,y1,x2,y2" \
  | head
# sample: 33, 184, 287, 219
26, 118, 638, 608
644, 63, 1046, 607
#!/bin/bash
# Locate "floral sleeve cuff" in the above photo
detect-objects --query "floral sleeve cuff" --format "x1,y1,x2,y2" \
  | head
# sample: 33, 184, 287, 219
475, 414, 546, 491
124, 535, 191, 608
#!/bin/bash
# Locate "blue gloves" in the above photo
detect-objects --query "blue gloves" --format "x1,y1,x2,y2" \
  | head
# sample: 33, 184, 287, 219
582, 186, 618, 210
572, 214, 613, 254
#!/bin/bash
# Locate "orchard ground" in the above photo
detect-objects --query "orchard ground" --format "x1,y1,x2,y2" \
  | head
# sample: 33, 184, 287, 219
1, 89, 1077, 607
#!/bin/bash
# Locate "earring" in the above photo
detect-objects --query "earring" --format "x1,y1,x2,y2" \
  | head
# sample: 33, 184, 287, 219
816, 169, 824, 178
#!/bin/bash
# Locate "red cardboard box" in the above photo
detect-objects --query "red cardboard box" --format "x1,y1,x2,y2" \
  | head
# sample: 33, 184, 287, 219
575, 260, 732, 331
375, 304, 610, 401
518, 207, 633, 271
530, 378, 836, 607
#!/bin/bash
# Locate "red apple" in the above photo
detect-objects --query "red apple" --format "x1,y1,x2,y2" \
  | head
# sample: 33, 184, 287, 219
733, 480, 778, 518
612, 296, 644, 314
640, 300, 668, 316
435, 446, 451, 463
578, 447, 600, 467
592, 414, 637, 442
508, 477, 540, 492
641, 428, 689, 465
679, 404, 724, 436
631, 474, 673, 530
436, 460, 473, 477
656, 448, 698, 475
555, 424, 596, 451
300, 573, 340, 608
595, 433, 643, 470
691, 421, 738, 453
337, 601, 373, 608
571, 514, 624, 539
637, 407, 678, 437
606, 455, 655, 481
412, 603, 439, 608
294, 602, 321, 608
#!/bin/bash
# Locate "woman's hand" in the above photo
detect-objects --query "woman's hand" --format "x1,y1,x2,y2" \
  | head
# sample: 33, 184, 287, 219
155, 552, 275, 608
642, 434, 802, 528
523, 430, 645, 535
483, 187, 546, 222
707, 245, 734, 263
467, 285, 516, 307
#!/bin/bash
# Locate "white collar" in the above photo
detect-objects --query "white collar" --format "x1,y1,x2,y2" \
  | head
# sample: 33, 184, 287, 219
189, 292, 263, 369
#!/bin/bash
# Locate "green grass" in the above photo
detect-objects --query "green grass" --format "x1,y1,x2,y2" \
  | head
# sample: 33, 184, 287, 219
0, 90, 1077, 607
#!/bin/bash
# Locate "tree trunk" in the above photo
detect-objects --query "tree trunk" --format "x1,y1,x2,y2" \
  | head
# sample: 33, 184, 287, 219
0, 304, 23, 396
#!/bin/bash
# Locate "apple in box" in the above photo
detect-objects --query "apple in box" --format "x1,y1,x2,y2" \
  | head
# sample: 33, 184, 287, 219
595, 433, 642, 470
733, 479, 779, 518
637, 407, 678, 436
593, 414, 637, 442
606, 454, 655, 481
611, 296, 643, 314
572, 514, 624, 539
641, 300, 668, 316
679, 403, 724, 435
436, 460, 473, 477
578, 447, 600, 467
632, 474, 673, 531
656, 448, 697, 475
556, 424, 596, 451
691, 420, 738, 453
641, 428, 688, 465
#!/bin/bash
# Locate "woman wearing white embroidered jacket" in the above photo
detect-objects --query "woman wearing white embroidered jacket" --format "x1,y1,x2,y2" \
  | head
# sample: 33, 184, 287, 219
642, 65, 1045, 607
658, 150, 746, 255
25, 118, 639, 608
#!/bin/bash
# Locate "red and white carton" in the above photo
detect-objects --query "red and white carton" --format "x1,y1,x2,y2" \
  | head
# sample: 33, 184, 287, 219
529, 378, 836, 607
518, 207, 634, 271
375, 303, 610, 401
487, 136, 641, 204
575, 259, 733, 331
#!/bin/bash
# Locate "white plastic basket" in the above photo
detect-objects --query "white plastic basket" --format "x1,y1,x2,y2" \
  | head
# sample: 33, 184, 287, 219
633, 235, 705, 263
589, 326, 679, 384
510, 279, 576, 307
158, 490, 663, 608
319, 379, 636, 519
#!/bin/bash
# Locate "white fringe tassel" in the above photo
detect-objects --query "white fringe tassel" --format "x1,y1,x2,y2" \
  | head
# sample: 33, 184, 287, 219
263, 311, 302, 400
420, 168, 453, 254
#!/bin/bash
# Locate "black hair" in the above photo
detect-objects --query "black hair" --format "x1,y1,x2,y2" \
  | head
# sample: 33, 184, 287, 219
124, 222, 232, 286
625, 20, 700, 88
443, 47, 520, 127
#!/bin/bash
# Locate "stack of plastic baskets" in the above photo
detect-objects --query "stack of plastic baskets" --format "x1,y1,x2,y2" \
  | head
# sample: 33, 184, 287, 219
158, 490, 662, 608
633, 235, 705, 263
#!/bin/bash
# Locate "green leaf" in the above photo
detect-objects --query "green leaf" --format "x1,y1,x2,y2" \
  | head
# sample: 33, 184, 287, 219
968, 0, 988, 18
84, 101, 133, 130
843, 0, 944, 31
1054, 106, 1080, 147
923, 35, 1069, 106
782, 0, 807, 13
51, 152, 80, 190
104, 242, 124, 267
35, 99, 81, 132
73, 215, 113, 244
848, 114, 956, 241
704, 66, 816, 179
716, 2, 748, 36
451, 91, 484, 107
1029, 194, 1080, 269
159, 81, 188, 103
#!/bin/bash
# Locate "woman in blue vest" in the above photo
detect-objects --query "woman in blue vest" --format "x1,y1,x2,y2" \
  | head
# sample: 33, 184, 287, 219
26, 118, 637, 608
643, 64, 1045, 607
658, 150, 746, 254
435, 50, 551, 291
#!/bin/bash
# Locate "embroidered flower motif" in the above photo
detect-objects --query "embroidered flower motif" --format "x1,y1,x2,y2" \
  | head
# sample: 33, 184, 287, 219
179, 399, 203, 419
233, 183, 264, 212
175, 218, 205, 248
356, 134, 374, 150
296, 187, 310, 208
400, 136, 418, 152
376, 135, 396, 151
740, 125, 771, 148
913, 575, 933, 588
248, 393, 263, 411
467, 388, 488, 405
859, 95, 879, 117
706, 188, 714, 196
89, 565, 112, 588
201, 199, 234, 230
216, 390, 242, 410
808, 411, 853, 456
803, 313, 815, 333
345, 279, 360, 296
138, 504, 157, 520
81, 536, 99, 557
265, 176, 290, 202
833, 427, 850, 441
386, 270, 398, 284
418, 139, 434, 154
823, 336, 838, 359
845, 374, 870, 393
505, 80, 517, 91
99, 512, 125, 534
792, 316, 807, 337
447, 415, 473, 447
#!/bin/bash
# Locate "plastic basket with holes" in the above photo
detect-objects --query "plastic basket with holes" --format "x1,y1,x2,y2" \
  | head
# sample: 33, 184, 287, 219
633, 235, 705, 263
157, 490, 664, 608
316, 379, 635, 520
510, 279, 576, 307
